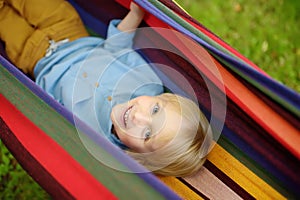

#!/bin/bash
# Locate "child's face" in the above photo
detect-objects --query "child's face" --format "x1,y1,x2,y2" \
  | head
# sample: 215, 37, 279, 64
110, 95, 182, 153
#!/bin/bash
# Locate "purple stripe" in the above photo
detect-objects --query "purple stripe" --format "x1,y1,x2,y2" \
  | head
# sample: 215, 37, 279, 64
135, 0, 300, 116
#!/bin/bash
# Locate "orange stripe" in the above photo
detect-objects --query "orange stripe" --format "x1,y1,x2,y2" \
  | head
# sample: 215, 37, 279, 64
208, 144, 286, 200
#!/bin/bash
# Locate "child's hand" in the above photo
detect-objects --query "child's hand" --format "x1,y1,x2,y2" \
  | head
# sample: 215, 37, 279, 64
117, 1, 145, 32
129, 2, 145, 19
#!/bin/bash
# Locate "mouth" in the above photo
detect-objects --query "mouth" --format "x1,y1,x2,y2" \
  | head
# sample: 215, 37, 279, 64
123, 106, 133, 128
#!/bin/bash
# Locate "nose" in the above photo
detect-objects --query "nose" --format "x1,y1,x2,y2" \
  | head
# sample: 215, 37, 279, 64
132, 109, 151, 126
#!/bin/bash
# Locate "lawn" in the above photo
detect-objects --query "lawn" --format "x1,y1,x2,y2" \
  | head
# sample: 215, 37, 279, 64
1, 0, 299, 198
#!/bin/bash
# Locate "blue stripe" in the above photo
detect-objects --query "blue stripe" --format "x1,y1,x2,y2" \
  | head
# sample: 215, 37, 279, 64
69, 0, 107, 37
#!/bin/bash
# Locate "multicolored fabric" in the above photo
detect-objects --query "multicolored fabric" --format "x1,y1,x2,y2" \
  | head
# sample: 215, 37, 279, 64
0, 0, 299, 199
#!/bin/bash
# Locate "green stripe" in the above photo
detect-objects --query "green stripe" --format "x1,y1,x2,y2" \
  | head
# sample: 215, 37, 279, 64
0, 65, 165, 199
148, 0, 238, 59
218, 135, 294, 199
148, 0, 299, 117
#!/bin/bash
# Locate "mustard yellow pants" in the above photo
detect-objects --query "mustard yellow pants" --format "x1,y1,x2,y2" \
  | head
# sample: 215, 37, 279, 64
0, 0, 88, 77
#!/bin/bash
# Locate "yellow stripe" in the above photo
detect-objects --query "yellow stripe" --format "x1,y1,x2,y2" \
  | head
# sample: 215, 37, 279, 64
208, 144, 286, 200
171, 0, 191, 16
157, 176, 203, 200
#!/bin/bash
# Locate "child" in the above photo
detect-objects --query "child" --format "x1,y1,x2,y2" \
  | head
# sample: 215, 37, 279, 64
0, 0, 212, 177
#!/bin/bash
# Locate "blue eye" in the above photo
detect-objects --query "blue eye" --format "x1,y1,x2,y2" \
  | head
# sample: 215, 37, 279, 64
144, 130, 151, 141
152, 103, 160, 114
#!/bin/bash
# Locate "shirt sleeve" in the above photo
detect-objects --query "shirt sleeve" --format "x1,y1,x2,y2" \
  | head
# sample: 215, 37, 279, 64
104, 19, 136, 51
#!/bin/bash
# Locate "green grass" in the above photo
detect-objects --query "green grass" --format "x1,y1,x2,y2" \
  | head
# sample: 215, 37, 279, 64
0, 0, 299, 199
0, 142, 49, 199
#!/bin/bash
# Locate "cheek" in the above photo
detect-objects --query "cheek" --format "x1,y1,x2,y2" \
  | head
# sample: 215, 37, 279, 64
115, 127, 131, 144
116, 128, 145, 151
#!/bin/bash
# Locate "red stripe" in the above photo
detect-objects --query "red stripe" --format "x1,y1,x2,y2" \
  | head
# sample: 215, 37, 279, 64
0, 94, 117, 199
0, 117, 74, 199
179, 16, 269, 75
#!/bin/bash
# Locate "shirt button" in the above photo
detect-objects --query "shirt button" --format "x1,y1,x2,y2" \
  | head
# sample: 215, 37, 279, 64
83, 72, 87, 78
95, 82, 99, 88
107, 96, 112, 101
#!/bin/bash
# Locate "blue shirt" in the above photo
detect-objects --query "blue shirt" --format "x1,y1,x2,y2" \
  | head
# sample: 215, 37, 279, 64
34, 20, 163, 148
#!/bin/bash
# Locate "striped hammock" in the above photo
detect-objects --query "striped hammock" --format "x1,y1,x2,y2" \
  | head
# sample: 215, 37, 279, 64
0, 0, 299, 199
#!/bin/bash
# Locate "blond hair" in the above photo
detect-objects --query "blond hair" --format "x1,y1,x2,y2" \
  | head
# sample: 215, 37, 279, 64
126, 93, 212, 177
